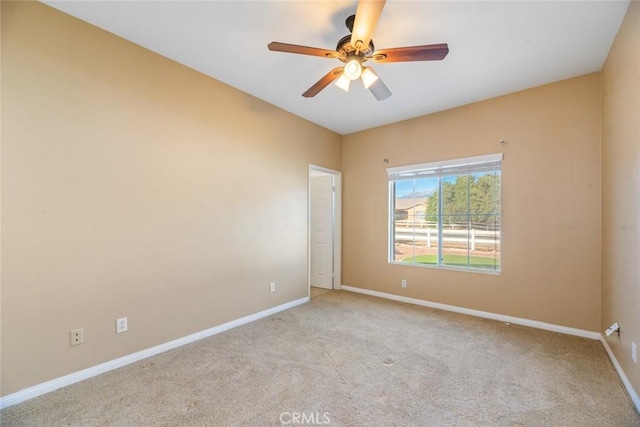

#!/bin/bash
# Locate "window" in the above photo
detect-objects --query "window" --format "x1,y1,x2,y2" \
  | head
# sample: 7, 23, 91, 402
388, 154, 502, 273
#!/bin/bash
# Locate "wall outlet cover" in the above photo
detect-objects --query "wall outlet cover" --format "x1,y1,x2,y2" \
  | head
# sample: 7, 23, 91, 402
116, 317, 128, 334
70, 328, 84, 346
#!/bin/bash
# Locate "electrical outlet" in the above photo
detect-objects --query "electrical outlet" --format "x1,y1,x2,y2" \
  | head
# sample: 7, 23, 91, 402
270, 282, 276, 293
70, 328, 84, 346
116, 317, 128, 334
632, 342, 637, 364
401, 279, 407, 288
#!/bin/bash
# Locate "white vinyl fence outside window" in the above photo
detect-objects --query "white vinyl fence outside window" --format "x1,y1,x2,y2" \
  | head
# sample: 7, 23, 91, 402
388, 153, 502, 273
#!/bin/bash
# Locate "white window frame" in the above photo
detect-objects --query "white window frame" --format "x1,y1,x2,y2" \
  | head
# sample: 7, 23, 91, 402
388, 153, 503, 274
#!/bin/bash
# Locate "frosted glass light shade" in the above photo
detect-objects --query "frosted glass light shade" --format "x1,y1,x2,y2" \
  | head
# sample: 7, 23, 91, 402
334, 74, 351, 92
343, 58, 362, 80
361, 67, 379, 89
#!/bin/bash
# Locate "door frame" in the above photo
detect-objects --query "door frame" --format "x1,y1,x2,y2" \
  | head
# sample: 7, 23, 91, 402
308, 165, 342, 292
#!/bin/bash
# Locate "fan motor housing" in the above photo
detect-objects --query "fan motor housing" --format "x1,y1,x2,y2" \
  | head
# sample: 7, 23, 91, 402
336, 14, 374, 60
336, 35, 374, 59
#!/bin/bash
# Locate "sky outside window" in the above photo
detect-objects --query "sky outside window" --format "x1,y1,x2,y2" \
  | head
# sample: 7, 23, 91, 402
395, 179, 437, 198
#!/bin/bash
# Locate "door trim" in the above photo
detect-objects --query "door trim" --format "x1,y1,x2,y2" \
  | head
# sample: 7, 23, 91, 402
308, 165, 341, 292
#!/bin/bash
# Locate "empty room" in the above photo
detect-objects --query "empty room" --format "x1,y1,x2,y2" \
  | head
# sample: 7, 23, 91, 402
1, 1, 639, 425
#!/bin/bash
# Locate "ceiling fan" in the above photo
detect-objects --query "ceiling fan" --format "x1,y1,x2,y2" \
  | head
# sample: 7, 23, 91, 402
267, 0, 449, 101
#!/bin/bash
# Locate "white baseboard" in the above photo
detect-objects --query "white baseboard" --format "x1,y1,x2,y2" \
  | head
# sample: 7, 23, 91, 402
0, 296, 309, 410
341, 286, 600, 339
600, 336, 640, 413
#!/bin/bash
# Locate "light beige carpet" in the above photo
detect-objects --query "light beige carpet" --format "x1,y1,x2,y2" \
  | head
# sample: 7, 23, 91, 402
2, 289, 639, 426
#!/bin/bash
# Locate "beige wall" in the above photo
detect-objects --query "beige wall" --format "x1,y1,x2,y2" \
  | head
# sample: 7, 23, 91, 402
1, 2, 341, 396
602, 1, 640, 397
342, 73, 602, 332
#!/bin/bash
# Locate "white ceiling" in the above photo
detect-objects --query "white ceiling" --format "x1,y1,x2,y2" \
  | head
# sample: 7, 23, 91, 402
44, 1, 629, 135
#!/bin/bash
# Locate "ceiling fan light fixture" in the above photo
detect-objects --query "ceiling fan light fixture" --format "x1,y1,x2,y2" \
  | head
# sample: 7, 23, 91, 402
361, 67, 379, 89
334, 74, 351, 92
268, 0, 448, 100
343, 57, 363, 80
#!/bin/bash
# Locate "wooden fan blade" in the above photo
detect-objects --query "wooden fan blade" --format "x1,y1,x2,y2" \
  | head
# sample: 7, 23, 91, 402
368, 74, 391, 101
351, 0, 386, 52
268, 42, 339, 59
372, 43, 449, 63
302, 67, 344, 98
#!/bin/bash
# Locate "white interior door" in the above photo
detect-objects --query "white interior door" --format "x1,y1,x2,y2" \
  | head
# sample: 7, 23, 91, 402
310, 174, 334, 289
